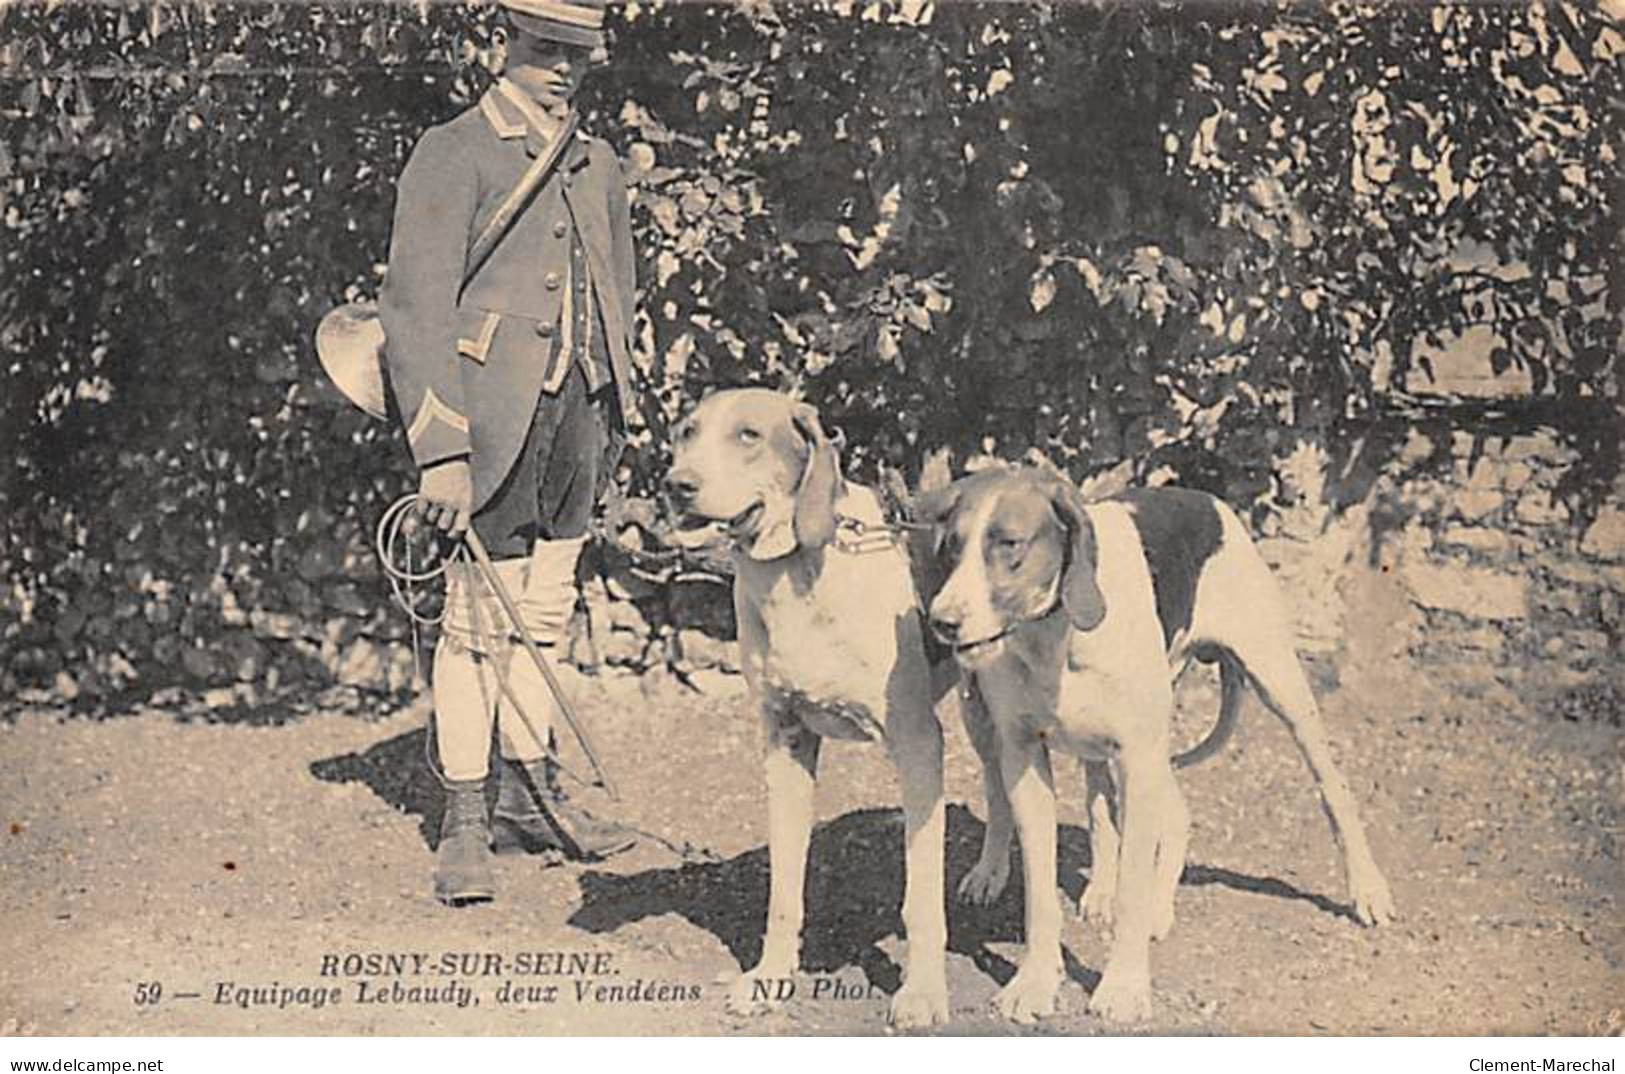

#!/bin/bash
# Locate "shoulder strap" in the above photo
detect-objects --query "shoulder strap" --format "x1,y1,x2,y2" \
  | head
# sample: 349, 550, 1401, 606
462, 109, 582, 288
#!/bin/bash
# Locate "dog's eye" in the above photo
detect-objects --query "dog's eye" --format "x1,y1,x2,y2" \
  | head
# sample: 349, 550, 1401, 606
737, 427, 762, 444
992, 535, 1026, 566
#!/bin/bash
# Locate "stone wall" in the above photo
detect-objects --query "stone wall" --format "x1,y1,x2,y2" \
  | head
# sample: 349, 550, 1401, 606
1258, 430, 1625, 724
566, 428, 1623, 728
54, 429, 1612, 723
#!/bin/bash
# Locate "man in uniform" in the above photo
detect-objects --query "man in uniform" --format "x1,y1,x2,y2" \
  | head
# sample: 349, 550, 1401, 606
379, 0, 639, 905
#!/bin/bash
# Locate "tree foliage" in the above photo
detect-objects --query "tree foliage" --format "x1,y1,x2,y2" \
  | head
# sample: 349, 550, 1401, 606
615, 0, 1620, 498
2, 0, 1619, 709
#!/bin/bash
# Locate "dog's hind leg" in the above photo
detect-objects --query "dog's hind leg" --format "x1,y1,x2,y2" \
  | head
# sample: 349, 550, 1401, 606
1078, 758, 1184, 943
955, 677, 1013, 905
1203, 540, 1396, 925
1148, 762, 1188, 942
1192, 511, 1396, 927
1236, 634, 1395, 926
1078, 760, 1119, 929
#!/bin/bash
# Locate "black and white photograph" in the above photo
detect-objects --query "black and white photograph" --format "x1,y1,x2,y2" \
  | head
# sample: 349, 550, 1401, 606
0, 0, 1620, 1049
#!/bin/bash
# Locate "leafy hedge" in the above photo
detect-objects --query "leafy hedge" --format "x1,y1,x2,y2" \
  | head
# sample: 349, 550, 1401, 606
2, 0, 1619, 712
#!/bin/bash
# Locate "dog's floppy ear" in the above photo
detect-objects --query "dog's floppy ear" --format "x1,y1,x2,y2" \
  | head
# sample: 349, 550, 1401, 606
902, 479, 962, 614
1048, 479, 1107, 632
790, 401, 842, 549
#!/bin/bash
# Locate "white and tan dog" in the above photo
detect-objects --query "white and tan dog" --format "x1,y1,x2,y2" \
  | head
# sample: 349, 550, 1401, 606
665, 388, 951, 1029
916, 466, 1395, 1024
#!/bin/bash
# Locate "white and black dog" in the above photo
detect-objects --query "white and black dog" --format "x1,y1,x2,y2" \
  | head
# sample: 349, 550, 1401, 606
914, 465, 1394, 1022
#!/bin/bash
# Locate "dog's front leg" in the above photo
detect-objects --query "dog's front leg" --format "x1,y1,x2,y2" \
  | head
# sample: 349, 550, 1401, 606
761, 722, 821, 970
993, 728, 1065, 1024
728, 710, 822, 1015
1087, 744, 1172, 1023
957, 678, 1013, 905
885, 701, 949, 1028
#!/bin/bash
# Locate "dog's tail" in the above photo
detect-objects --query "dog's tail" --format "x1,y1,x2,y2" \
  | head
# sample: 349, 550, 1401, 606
1171, 650, 1244, 770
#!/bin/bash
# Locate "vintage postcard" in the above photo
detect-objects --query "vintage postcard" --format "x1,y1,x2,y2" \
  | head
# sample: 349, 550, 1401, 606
1, 0, 1619, 1044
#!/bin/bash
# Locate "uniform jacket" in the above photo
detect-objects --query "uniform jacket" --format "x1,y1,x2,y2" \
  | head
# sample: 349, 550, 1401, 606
379, 84, 639, 512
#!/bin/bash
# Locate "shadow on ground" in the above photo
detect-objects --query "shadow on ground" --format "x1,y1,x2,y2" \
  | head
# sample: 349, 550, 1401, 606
309, 726, 445, 847
568, 804, 1359, 996
306, 728, 1362, 991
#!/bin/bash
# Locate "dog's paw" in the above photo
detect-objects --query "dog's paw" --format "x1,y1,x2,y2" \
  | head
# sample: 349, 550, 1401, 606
724, 968, 795, 1017
889, 978, 950, 1030
1348, 864, 1397, 927
957, 855, 1011, 905
1078, 877, 1115, 929
993, 960, 1063, 1024
1087, 963, 1152, 1024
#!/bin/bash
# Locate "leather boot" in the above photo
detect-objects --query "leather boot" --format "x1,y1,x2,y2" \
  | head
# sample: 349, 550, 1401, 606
491, 757, 636, 861
434, 778, 495, 906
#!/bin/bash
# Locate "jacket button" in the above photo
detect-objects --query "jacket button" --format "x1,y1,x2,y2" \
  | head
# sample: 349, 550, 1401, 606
553, 220, 569, 238
535, 322, 554, 338
544, 272, 561, 290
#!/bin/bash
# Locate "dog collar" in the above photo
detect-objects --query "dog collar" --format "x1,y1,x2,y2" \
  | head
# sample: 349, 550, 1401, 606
951, 592, 1065, 657
831, 512, 932, 556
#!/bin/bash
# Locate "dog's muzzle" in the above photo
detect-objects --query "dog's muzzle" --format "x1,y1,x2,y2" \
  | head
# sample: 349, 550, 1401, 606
663, 468, 766, 549
931, 616, 1005, 658
930, 591, 1061, 657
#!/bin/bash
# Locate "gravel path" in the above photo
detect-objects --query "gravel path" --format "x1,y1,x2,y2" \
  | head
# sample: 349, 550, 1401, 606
2, 655, 1619, 1036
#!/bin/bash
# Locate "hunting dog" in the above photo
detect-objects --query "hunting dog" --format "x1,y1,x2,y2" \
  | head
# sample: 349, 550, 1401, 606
914, 466, 1395, 1023
664, 388, 951, 1029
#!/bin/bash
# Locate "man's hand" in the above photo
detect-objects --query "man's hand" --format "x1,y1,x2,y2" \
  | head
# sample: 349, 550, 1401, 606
418, 458, 473, 539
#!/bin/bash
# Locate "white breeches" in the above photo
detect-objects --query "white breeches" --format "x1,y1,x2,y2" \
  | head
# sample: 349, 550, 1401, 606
432, 536, 586, 781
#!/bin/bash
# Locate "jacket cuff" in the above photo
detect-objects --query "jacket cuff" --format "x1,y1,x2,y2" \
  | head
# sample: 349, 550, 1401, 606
406, 386, 471, 465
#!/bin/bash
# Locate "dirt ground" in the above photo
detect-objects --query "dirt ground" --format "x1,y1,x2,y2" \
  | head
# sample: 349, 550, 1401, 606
2, 647, 1620, 1037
